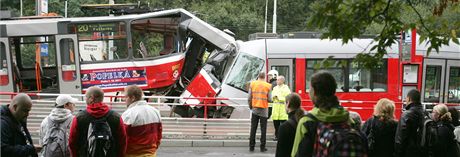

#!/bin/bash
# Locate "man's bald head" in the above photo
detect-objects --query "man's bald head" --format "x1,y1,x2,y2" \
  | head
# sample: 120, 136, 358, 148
276, 75, 285, 86
85, 86, 104, 104
11, 93, 32, 107
9, 93, 32, 122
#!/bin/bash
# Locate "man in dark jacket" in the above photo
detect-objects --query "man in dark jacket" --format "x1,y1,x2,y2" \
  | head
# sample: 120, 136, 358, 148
394, 89, 424, 157
275, 93, 303, 157
1, 93, 38, 157
68, 86, 127, 157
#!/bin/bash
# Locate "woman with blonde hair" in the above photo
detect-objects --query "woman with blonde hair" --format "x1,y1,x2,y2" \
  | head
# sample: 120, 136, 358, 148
429, 104, 457, 157
361, 98, 398, 157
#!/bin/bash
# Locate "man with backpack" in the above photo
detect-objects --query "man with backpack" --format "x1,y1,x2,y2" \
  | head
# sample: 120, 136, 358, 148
122, 85, 162, 157
68, 86, 127, 157
291, 71, 367, 157
394, 89, 424, 157
39, 94, 76, 157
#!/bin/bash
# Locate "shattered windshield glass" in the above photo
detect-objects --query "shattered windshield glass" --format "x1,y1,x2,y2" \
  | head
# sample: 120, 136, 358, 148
225, 53, 264, 92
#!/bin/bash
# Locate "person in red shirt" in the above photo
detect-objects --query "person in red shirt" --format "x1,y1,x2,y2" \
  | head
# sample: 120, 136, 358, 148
68, 86, 127, 157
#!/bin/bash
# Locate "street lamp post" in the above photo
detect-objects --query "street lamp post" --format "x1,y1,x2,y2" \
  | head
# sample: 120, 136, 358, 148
264, 0, 268, 33
272, 0, 277, 34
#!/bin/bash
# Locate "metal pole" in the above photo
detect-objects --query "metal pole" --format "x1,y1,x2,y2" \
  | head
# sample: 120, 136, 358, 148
20, 0, 23, 16
65, 1, 68, 17
272, 0, 277, 33
264, 0, 268, 33
35, 0, 39, 15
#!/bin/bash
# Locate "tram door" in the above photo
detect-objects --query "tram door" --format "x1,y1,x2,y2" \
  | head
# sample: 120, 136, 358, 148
445, 60, 460, 104
55, 35, 81, 94
422, 59, 460, 104
268, 59, 294, 91
0, 38, 14, 99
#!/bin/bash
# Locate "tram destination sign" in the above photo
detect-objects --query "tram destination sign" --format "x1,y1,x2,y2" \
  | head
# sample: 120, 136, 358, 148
77, 23, 117, 33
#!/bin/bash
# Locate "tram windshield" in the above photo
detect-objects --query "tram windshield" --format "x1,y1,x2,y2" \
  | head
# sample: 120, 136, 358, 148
225, 52, 265, 92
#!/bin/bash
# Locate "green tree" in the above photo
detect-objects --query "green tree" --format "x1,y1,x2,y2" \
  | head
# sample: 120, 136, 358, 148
307, 0, 460, 69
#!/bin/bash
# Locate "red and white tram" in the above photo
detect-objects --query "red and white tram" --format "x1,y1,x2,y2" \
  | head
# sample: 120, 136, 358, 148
0, 9, 236, 97
233, 30, 460, 119
0, 9, 242, 118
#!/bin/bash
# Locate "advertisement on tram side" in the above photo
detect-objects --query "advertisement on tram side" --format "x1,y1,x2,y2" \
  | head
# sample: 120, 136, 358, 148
80, 67, 147, 89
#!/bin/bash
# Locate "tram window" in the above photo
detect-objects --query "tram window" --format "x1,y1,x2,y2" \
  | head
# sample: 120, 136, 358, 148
13, 36, 56, 68
424, 66, 442, 102
0, 42, 8, 86
225, 53, 265, 92
306, 60, 346, 92
349, 60, 388, 92
59, 39, 76, 81
69, 22, 128, 62
131, 31, 164, 58
131, 18, 179, 58
448, 67, 460, 103
372, 61, 388, 91
306, 59, 388, 92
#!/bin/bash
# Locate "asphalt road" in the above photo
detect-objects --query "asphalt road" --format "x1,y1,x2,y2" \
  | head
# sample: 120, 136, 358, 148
156, 147, 276, 157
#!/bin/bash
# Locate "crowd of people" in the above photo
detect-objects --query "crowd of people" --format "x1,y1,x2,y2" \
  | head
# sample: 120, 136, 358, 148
2, 70, 460, 157
248, 71, 460, 157
1, 85, 162, 157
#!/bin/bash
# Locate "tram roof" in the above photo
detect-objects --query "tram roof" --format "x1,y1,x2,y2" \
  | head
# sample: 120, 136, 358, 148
261, 38, 400, 59
0, 9, 235, 50
415, 35, 460, 59
257, 37, 459, 59
0, 9, 187, 24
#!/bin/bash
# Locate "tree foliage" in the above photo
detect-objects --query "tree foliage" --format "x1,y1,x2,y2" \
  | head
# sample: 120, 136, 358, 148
2, 0, 459, 69
1, 0, 313, 40
307, 0, 460, 69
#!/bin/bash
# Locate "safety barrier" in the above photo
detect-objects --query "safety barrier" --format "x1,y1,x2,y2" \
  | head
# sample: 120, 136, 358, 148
1, 92, 458, 119
0, 92, 273, 144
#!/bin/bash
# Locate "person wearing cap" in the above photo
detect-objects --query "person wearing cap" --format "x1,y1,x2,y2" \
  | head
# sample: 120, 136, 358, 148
39, 94, 76, 156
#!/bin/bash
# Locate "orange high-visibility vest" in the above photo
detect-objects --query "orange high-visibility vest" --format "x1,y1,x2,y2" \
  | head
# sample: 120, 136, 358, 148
250, 80, 272, 108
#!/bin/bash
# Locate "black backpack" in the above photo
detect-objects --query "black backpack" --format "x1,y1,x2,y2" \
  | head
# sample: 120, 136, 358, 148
86, 110, 114, 157
419, 112, 440, 157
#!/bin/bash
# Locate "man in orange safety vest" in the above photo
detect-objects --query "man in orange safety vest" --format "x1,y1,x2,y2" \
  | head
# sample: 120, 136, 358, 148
248, 72, 272, 152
